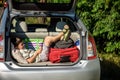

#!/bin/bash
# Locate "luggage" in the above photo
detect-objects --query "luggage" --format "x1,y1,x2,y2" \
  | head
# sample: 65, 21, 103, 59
49, 46, 79, 63
53, 38, 74, 49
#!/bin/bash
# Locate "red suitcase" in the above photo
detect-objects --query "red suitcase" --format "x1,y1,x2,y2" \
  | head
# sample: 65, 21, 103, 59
49, 46, 79, 63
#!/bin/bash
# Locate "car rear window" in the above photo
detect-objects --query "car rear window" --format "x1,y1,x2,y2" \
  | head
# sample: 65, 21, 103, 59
11, 0, 74, 11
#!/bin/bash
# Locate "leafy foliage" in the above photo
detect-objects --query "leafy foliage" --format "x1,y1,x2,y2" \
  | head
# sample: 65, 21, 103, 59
76, 0, 120, 54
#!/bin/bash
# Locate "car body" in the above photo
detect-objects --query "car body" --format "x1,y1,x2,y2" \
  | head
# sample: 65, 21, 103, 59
0, 0, 100, 80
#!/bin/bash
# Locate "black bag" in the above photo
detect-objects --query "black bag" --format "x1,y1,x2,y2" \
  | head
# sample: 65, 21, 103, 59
54, 38, 74, 49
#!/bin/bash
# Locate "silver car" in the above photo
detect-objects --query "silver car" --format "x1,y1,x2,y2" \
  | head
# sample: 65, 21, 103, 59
0, 0, 100, 80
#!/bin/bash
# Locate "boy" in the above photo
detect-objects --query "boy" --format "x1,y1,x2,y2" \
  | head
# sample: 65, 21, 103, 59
11, 25, 71, 64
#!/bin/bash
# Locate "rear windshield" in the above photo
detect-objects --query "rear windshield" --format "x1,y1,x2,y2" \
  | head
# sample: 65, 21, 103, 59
11, 16, 77, 32
11, 0, 74, 11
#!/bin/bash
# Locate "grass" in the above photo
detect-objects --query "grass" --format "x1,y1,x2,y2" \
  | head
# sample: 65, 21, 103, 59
98, 53, 120, 80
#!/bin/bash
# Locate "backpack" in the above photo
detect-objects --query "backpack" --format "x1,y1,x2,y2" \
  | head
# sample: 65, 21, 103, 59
53, 38, 74, 49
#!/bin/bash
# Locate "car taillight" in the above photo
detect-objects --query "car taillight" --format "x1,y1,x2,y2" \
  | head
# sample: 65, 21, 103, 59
0, 34, 4, 62
87, 34, 97, 60
4, 2, 8, 8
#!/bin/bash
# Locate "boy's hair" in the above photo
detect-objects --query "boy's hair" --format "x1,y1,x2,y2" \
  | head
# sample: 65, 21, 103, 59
11, 37, 23, 48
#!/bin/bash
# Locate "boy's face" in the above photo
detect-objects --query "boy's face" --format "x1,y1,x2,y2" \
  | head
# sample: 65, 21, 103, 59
17, 42, 24, 49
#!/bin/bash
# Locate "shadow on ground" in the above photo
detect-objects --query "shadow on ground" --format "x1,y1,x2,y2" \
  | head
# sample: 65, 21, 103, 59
100, 59, 120, 80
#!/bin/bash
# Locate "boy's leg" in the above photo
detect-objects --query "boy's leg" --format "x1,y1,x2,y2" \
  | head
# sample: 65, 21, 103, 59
39, 25, 70, 61
44, 32, 64, 47
39, 32, 64, 61
44, 25, 70, 47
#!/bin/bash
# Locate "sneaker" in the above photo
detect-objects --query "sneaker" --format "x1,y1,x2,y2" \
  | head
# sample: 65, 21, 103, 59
63, 30, 71, 41
62, 25, 69, 34
62, 25, 71, 41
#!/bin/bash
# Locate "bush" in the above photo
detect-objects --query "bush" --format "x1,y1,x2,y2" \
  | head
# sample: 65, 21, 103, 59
76, 0, 120, 54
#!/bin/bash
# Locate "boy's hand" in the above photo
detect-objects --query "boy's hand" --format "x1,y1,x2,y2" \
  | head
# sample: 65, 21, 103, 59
36, 47, 42, 55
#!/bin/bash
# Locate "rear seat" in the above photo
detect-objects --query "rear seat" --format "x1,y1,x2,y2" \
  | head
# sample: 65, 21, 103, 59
11, 18, 48, 39
11, 19, 80, 48
11, 19, 80, 39
11, 18, 48, 50
11, 33, 48, 39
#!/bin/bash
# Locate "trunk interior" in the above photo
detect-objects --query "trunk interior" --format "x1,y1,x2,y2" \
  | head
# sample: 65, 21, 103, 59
9, 16, 81, 66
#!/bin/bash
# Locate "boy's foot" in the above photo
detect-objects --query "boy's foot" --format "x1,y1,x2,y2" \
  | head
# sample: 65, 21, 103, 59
62, 25, 69, 34
63, 30, 71, 41
61, 25, 71, 41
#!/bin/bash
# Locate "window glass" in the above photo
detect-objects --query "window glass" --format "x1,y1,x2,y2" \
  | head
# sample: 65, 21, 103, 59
25, 17, 50, 25
11, 16, 77, 32
12, 0, 74, 11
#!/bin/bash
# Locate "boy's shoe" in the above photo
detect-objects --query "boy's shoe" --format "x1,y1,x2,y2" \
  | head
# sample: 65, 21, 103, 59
61, 25, 71, 41
63, 30, 71, 41
62, 25, 69, 34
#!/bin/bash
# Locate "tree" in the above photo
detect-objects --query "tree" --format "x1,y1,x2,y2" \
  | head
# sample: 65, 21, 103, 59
76, 0, 120, 54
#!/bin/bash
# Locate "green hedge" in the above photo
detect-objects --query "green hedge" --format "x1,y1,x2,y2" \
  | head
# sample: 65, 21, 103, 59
76, 0, 120, 54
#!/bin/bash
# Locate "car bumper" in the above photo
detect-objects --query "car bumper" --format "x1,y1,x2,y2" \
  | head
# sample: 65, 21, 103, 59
0, 58, 100, 80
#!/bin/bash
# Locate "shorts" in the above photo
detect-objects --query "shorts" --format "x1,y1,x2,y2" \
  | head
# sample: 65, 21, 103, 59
39, 44, 49, 62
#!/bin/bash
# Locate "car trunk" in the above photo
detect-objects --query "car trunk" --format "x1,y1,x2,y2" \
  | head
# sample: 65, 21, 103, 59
9, 16, 81, 66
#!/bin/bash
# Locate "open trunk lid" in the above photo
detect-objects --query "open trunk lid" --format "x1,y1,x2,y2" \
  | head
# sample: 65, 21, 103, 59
8, 0, 77, 12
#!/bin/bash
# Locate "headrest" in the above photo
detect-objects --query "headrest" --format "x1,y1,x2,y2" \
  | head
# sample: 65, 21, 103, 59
15, 21, 28, 32
12, 19, 17, 28
35, 28, 47, 32
12, 17, 25, 27
56, 21, 67, 31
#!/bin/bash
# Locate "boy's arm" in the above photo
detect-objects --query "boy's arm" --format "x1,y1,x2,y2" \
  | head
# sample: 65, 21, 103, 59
12, 49, 28, 64
27, 48, 42, 63
26, 51, 39, 63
